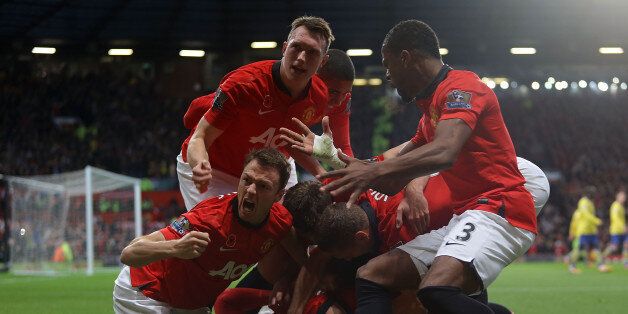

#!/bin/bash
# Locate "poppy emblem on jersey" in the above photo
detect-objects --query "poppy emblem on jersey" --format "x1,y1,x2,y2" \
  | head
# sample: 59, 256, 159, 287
301, 106, 316, 124
260, 239, 275, 254
225, 234, 237, 248
212, 88, 228, 112
445, 90, 472, 109
262, 94, 273, 108
171, 217, 190, 235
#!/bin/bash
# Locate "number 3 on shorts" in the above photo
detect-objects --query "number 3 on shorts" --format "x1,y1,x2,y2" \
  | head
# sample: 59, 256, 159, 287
455, 222, 476, 241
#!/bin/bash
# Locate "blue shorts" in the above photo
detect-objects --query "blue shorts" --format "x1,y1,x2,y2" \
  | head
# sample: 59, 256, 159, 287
610, 234, 627, 246
579, 234, 599, 249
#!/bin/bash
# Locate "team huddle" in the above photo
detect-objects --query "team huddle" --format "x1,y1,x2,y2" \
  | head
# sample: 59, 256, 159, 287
112, 16, 551, 314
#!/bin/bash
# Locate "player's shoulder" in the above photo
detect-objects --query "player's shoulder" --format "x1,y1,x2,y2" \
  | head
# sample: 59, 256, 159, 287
188, 193, 238, 232
439, 70, 492, 97
268, 202, 293, 228
218, 60, 276, 93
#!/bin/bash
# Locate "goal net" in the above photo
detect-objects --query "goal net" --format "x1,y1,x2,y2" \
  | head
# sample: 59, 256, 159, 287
5, 166, 141, 275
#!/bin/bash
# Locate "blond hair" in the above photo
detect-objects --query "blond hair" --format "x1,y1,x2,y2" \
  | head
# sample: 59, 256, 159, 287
288, 16, 335, 51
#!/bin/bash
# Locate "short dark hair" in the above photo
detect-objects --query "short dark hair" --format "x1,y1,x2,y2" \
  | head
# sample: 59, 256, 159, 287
283, 180, 333, 236
289, 16, 335, 52
318, 49, 355, 82
314, 202, 368, 251
243, 148, 291, 190
382, 20, 441, 59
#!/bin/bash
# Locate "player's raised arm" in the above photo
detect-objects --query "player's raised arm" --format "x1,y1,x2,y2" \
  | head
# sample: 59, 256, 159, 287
120, 230, 210, 267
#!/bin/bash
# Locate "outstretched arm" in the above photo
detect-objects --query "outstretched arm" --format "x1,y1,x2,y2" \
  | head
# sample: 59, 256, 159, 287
120, 230, 210, 267
319, 118, 472, 206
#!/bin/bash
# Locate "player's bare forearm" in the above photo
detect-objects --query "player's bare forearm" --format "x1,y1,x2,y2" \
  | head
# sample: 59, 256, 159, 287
370, 119, 471, 194
187, 118, 224, 169
288, 148, 326, 177
120, 231, 174, 267
381, 141, 411, 159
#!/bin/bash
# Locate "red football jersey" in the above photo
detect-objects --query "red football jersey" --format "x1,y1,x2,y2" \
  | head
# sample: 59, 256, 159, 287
180, 61, 353, 177
411, 67, 536, 233
129, 193, 292, 309
360, 173, 452, 253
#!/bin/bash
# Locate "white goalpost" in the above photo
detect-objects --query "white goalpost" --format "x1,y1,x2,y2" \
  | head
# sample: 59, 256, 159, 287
5, 166, 141, 275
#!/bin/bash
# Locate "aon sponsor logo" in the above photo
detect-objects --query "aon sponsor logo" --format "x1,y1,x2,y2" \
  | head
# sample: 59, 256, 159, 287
249, 128, 287, 148
208, 261, 253, 280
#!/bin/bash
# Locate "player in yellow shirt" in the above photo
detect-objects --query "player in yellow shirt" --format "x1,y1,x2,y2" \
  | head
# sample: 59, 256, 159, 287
602, 188, 626, 268
567, 186, 608, 273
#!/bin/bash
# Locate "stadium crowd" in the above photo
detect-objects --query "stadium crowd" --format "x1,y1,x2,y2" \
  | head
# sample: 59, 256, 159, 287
2, 60, 626, 259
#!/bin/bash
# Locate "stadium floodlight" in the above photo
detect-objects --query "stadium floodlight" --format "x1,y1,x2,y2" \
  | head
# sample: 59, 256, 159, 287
353, 78, 368, 86
347, 49, 373, 56
368, 78, 382, 86
547, 77, 556, 84
620, 82, 627, 90
32, 47, 56, 54
499, 81, 509, 89
598, 82, 609, 92
510, 47, 536, 55
599, 47, 623, 54
486, 80, 496, 89
108, 48, 133, 56
179, 49, 205, 57
544, 82, 552, 90
439, 48, 449, 55
612, 77, 620, 84
578, 80, 587, 88
531, 81, 540, 90
251, 41, 277, 49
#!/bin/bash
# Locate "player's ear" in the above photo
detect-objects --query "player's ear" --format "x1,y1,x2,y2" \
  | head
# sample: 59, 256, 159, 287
274, 189, 286, 203
320, 53, 330, 67
282, 41, 288, 55
354, 230, 370, 243
400, 50, 411, 67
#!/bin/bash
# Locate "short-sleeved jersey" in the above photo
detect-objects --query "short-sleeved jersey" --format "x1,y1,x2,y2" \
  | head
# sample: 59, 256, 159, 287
411, 66, 536, 233
129, 193, 292, 310
609, 201, 626, 235
571, 196, 601, 236
180, 60, 353, 177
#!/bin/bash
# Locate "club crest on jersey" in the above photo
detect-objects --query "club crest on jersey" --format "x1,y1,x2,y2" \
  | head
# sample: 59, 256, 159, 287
445, 90, 472, 109
260, 239, 275, 254
262, 94, 273, 108
171, 217, 191, 235
212, 88, 228, 112
302, 106, 316, 124
225, 234, 237, 248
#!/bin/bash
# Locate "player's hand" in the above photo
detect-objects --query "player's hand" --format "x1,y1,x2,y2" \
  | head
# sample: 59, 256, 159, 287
317, 151, 376, 207
396, 193, 429, 235
269, 275, 292, 313
279, 117, 318, 156
191, 160, 212, 193
172, 231, 210, 259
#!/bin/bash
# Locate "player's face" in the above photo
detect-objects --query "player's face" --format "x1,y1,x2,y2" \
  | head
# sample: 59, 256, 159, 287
322, 76, 352, 108
282, 26, 328, 83
237, 160, 284, 224
381, 48, 413, 102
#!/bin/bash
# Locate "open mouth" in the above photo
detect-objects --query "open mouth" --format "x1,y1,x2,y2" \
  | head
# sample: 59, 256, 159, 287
241, 199, 256, 213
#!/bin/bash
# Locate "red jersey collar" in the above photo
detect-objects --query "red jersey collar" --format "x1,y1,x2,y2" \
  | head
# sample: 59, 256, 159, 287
272, 60, 312, 100
413, 64, 452, 102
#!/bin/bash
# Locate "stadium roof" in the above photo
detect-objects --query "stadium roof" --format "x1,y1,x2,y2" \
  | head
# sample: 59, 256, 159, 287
1, 0, 628, 67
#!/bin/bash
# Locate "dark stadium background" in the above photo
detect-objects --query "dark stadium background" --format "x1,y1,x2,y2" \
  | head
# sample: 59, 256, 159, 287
1, 0, 627, 269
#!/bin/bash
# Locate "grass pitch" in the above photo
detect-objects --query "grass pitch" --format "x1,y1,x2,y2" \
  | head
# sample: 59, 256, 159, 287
0, 262, 626, 313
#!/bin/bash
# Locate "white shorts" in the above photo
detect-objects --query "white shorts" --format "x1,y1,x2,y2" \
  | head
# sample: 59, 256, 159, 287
517, 157, 550, 216
398, 210, 535, 289
176, 152, 298, 211
113, 266, 209, 314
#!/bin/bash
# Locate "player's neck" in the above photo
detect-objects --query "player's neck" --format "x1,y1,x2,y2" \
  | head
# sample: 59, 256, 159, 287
416, 59, 445, 92
279, 66, 309, 99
